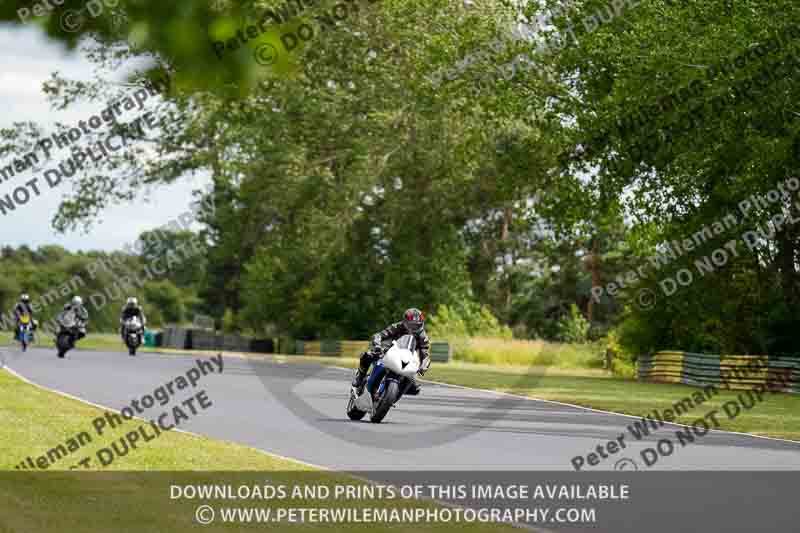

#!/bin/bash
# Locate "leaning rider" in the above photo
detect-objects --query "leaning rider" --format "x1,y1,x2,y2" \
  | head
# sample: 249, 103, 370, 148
352, 308, 431, 395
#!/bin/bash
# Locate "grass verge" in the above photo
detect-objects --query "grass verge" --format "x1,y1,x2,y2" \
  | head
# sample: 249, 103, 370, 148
0, 368, 511, 533
0, 366, 308, 471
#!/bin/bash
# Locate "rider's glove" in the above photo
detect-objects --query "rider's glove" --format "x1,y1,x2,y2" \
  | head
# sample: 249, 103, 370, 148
418, 357, 431, 376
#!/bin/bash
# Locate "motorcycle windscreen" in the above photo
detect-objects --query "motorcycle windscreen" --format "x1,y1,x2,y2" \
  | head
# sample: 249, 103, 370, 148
395, 335, 417, 352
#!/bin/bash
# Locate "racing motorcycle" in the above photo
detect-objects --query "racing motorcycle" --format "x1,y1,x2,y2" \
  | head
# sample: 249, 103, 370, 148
55, 309, 83, 359
347, 335, 426, 424
17, 314, 33, 352
123, 316, 144, 356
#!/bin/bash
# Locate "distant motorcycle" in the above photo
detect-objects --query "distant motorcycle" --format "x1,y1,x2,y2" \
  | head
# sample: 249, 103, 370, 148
55, 309, 83, 359
347, 335, 422, 423
123, 316, 144, 356
17, 314, 33, 352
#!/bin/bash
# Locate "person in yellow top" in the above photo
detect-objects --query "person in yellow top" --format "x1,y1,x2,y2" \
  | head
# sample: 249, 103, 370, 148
13, 293, 37, 341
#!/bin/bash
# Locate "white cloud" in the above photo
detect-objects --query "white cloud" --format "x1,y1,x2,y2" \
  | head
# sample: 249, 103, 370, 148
0, 24, 211, 252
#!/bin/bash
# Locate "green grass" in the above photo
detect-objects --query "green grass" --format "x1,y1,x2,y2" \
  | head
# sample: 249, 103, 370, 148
279, 355, 800, 441
0, 368, 511, 533
0, 366, 309, 471
435, 366, 800, 441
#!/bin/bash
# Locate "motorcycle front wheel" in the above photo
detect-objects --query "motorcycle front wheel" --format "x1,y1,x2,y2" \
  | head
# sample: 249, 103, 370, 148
370, 380, 399, 424
56, 333, 71, 358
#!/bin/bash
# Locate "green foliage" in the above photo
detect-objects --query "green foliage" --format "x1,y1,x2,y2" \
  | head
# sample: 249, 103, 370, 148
7, 0, 800, 360
426, 305, 470, 340
222, 308, 237, 333
0, 244, 203, 332
605, 327, 637, 378
139, 230, 206, 288
551, 0, 800, 357
427, 304, 512, 340
555, 304, 590, 344
143, 281, 185, 325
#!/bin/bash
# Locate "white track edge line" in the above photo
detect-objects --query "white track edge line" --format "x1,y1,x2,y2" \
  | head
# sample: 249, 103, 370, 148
2, 361, 546, 532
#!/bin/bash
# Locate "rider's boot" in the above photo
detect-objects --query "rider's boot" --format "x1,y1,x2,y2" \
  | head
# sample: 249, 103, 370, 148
351, 368, 367, 395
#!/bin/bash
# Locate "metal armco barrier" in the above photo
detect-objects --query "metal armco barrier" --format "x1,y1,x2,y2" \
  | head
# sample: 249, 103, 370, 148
161, 327, 190, 349
159, 327, 273, 354
638, 351, 800, 393
430, 341, 452, 363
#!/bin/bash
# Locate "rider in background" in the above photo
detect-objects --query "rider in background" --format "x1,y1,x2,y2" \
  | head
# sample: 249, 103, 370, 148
352, 308, 431, 395
119, 297, 146, 340
13, 293, 37, 340
62, 296, 89, 340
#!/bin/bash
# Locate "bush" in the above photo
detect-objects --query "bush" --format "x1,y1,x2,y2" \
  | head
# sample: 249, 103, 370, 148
222, 308, 237, 333
143, 280, 185, 324
427, 303, 512, 356
427, 303, 512, 339
606, 327, 638, 377
455, 337, 604, 368
555, 304, 590, 344
426, 303, 604, 369
466, 305, 513, 339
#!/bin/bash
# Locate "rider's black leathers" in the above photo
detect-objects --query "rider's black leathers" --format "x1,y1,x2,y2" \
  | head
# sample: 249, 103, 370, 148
358, 322, 431, 374
61, 303, 89, 339
356, 322, 431, 395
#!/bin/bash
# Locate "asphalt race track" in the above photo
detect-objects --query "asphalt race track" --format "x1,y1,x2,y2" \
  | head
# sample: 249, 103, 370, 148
4, 347, 800, 471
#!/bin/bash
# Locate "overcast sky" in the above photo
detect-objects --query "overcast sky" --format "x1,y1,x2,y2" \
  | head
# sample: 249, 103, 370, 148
0, 23, 209, 253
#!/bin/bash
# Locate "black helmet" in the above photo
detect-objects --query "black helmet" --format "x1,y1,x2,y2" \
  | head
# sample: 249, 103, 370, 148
20, 293, 30, 303
403, 308, 425, 333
